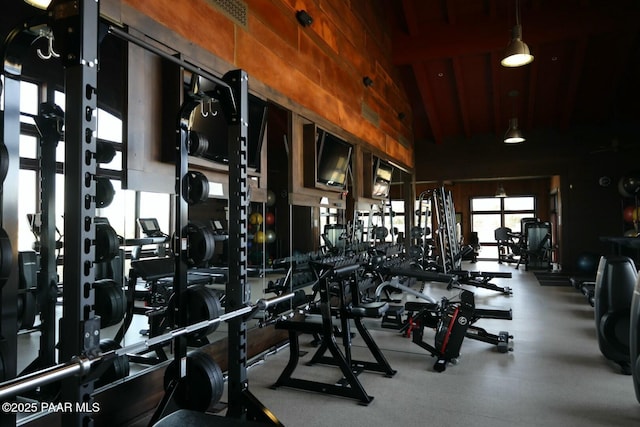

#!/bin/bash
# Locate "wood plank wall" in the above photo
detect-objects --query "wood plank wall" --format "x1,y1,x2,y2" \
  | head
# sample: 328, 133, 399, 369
122, 0, 414, 170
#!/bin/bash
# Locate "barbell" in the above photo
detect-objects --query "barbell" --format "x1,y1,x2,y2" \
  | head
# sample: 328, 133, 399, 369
0, 291, 295, 401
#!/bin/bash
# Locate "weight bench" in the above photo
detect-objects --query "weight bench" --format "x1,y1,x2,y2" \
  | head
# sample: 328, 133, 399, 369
273, 258, 395, 405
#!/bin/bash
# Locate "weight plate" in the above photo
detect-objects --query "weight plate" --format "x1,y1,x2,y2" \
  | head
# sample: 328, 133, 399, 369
95, 223, 120, 263
96, 339, 130, 388
408, 245, 424, 259
374, 226, 389, 239
94, 279, 126, 328
96, 141, 117, 164
167, 285, 221, 338
182, 171, 210, 205
164, 349, 224, 411
17, 290, 37, 330
0, 228, 13, 288
0, 143, 8, 182
95, 177, 115, 208
410, 226, 424, 239
186, 223, 215, 267
188, 131, 209, 157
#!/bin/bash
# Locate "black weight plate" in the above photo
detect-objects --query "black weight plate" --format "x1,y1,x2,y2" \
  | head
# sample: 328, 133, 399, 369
408, 245, 424, 259
167, 285, 221, 338
0, 228, 13, 288
0, 143, 8, 182
96, 141, 117, 164
188, 131, 209, 157
94, 279, 125, 327
183, 171, 209, 205
374, 226, 389, 239
17, 290, 37, 330
95, 223, 120, 262
96, 339, 130, 388
189, 286, 221, 337
201, 227, 216, 264
95, 177, 115, 208
186, 223, 215, 267
164, 350, 224, 411
410, 226, 424, 239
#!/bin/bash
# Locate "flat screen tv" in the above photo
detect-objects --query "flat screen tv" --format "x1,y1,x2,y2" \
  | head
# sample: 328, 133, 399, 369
316, 129, 352, 189
188, 75, 268, 170
372, 157, 394, 199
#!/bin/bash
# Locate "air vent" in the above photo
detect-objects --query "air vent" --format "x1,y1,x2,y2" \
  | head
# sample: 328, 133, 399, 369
206, 0, 248, 28
361, 102, 380, 126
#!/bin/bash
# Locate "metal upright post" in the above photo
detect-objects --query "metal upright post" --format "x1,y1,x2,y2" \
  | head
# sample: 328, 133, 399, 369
0, 22, 29, 427
224, 68, 251, 419
53, 0, 101, 425
34, 98, 64, 372
224, 70, 282, 424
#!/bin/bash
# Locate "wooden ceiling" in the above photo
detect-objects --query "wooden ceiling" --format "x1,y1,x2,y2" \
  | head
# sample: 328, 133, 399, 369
382, 0, 640, 149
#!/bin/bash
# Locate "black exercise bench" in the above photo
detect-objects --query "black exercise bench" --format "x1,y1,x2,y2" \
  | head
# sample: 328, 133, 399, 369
273, 257, 396, 404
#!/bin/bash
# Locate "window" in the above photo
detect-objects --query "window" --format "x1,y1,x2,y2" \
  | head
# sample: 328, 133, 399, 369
471, 195, 536, 258
9, 81, 137, 277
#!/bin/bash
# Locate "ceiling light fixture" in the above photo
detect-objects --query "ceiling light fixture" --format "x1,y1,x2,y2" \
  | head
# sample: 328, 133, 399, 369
504, 90, 525, 143
504, 118, 525, 143
24, 0, 51, 9
501, 0, 534, 67
495, 183, 507, 198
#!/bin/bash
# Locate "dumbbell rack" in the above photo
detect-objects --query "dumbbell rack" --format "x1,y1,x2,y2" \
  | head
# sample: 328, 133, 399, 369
433, 187, 461, 273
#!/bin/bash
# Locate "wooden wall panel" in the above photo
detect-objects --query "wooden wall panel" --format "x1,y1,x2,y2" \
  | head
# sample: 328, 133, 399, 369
124, 0, 235, 63
123, 0, 414, 170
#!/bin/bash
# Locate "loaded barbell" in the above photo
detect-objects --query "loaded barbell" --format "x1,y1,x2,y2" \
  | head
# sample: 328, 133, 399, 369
0, 291, 295, 400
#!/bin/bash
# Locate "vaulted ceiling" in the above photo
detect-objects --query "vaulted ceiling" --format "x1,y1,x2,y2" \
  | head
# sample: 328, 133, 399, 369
382, 0, 640, 150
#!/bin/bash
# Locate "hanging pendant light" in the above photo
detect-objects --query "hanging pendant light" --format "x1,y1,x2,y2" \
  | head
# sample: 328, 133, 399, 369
504, 118, 525, 143
495, 183, 507, 198
501, 0, 534, 67
503, 90, 525, 143
24, 0, 51, 9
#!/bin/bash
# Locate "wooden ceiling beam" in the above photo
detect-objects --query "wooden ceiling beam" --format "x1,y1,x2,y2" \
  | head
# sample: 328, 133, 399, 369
413, 62, 445, 144
401, 0, 420, 36
489, 52, 503, 138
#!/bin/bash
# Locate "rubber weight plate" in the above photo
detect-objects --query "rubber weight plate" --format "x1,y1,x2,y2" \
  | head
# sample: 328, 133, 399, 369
182, 171, 210, 205
96, 141, 117, 164
96, 339, 130, 388
374, 226, 389, 239
164, 349, 224, 411
95, 177, 115, 208
408, 245, 424, 259
410, 226, 424, 239
95, 223, 120, 263
17, 290, 37, 330
188, 131, 209, 157
94, 279, 126, 328
186, 223, 215, 267
0, 228, 13, 289
167, 285, 221, 338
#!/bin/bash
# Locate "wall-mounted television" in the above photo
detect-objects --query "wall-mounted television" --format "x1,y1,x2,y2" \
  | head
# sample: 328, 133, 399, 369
372, 157, 394, 199
316, 129, 352, 189
188, 75, 268, 170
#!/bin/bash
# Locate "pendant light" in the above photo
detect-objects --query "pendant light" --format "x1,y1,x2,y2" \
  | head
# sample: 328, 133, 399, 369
501, 0, 534, 67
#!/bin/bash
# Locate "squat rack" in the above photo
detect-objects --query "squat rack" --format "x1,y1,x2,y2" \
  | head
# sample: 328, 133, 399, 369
0, 0, 282, 424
